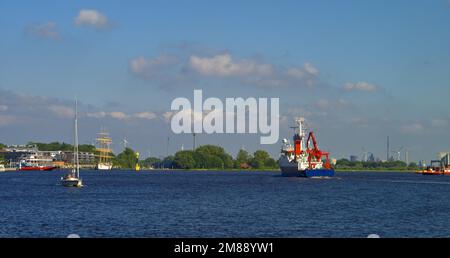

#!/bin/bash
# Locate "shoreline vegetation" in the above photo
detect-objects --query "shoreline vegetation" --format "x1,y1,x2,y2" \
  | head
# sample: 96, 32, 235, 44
1, 142, 420, 172
136, 169, 417, 173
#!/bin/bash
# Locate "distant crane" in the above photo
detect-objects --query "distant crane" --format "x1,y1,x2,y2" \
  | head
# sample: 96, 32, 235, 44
361, 147, 368, 162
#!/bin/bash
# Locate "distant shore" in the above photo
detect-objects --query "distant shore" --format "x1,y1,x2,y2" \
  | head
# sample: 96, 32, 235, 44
138, 168, 418, 173
335, 169, 416, 173
1, 168, 419, 173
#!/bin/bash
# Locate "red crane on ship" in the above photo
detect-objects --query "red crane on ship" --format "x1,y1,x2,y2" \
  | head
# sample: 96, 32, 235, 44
306, 131, 331, 169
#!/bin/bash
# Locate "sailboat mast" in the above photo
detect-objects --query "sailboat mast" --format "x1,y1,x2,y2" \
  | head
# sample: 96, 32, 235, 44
75, 98, 80, 178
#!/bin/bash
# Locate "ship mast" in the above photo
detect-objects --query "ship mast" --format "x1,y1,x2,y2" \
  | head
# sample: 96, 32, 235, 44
290, 117, 307, 157
96, 128, 112, 165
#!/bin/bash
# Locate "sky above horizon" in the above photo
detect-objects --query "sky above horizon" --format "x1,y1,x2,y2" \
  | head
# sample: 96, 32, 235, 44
1, 0, 450, 162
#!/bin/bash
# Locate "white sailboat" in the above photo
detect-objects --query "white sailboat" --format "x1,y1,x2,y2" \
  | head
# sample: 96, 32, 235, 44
61, 98, 83, 187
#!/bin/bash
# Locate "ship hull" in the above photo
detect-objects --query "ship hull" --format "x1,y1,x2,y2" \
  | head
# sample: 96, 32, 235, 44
280, 167, 334, 177
19, 166, 56, 171
96, 163, 112, 170
418, 171, 450, 175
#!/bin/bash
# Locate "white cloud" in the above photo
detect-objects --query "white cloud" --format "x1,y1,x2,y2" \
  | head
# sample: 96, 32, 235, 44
25, 22, 60, 40
86, 111, 107, 118
189, 53, 273, 77
304, 63, 319, 76
286, 63, 319, 78
400, 123, 424, 134
134, 112, 157, 120
129, 55, 177, 79
74, 9, 110, 29
48, 105, 74, 118
129, 49, 320, 89
188, 53, 322, 88
86, 111, 160, 121
0, 105, 8, 112
286, 67, 306, 79
130, 57, 148, 75
109, 112, 127, 120
344, 81, 377, 92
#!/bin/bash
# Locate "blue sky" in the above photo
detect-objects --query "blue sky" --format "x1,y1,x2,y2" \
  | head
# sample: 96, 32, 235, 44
1, 0, 449, 162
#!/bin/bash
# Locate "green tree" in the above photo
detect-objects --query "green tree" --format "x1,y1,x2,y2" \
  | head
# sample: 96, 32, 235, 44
250, 150, 273, 169
28, 141, 70, 151
194, 145, 233, 169
206, 155, 224, 169
78, 144, 96, 153
26, 141, 96, 153
235, 149, 251, 168
116, 148, 138, 169
336, 159, 351, 168
173, 151, 196, 169
264, 157, 278, 168
162, 156, 174, 168
142, 157, 162, 168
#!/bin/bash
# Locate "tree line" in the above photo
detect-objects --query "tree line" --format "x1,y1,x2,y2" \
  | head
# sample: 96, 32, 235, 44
141, 145, 278, 170
335, 158, 418, 170
2, 141, 278, 170
27, 141, 97, 153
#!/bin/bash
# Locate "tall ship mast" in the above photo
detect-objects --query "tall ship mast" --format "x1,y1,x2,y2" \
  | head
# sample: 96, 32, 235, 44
279, 117, 334, 177
96, 129, 113, 170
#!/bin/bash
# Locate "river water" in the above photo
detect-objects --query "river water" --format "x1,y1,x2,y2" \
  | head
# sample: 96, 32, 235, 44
1, 170, 449, 237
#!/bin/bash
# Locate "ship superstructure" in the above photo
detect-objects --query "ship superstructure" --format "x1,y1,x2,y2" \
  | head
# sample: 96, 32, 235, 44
279, 117, 334, 177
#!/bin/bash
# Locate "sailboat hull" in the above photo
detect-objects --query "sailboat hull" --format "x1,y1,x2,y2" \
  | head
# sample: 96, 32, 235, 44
61, 178, 83, 187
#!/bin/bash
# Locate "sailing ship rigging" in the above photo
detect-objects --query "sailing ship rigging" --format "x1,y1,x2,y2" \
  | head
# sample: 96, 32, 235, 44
96, 129, 113, 170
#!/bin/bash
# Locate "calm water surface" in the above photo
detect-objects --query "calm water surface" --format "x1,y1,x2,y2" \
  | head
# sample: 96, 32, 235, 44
1, 170, 450, 237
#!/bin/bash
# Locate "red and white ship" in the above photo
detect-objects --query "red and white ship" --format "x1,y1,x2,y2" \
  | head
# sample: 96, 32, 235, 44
279, 117, 334, 177
18, 163, 56, 171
